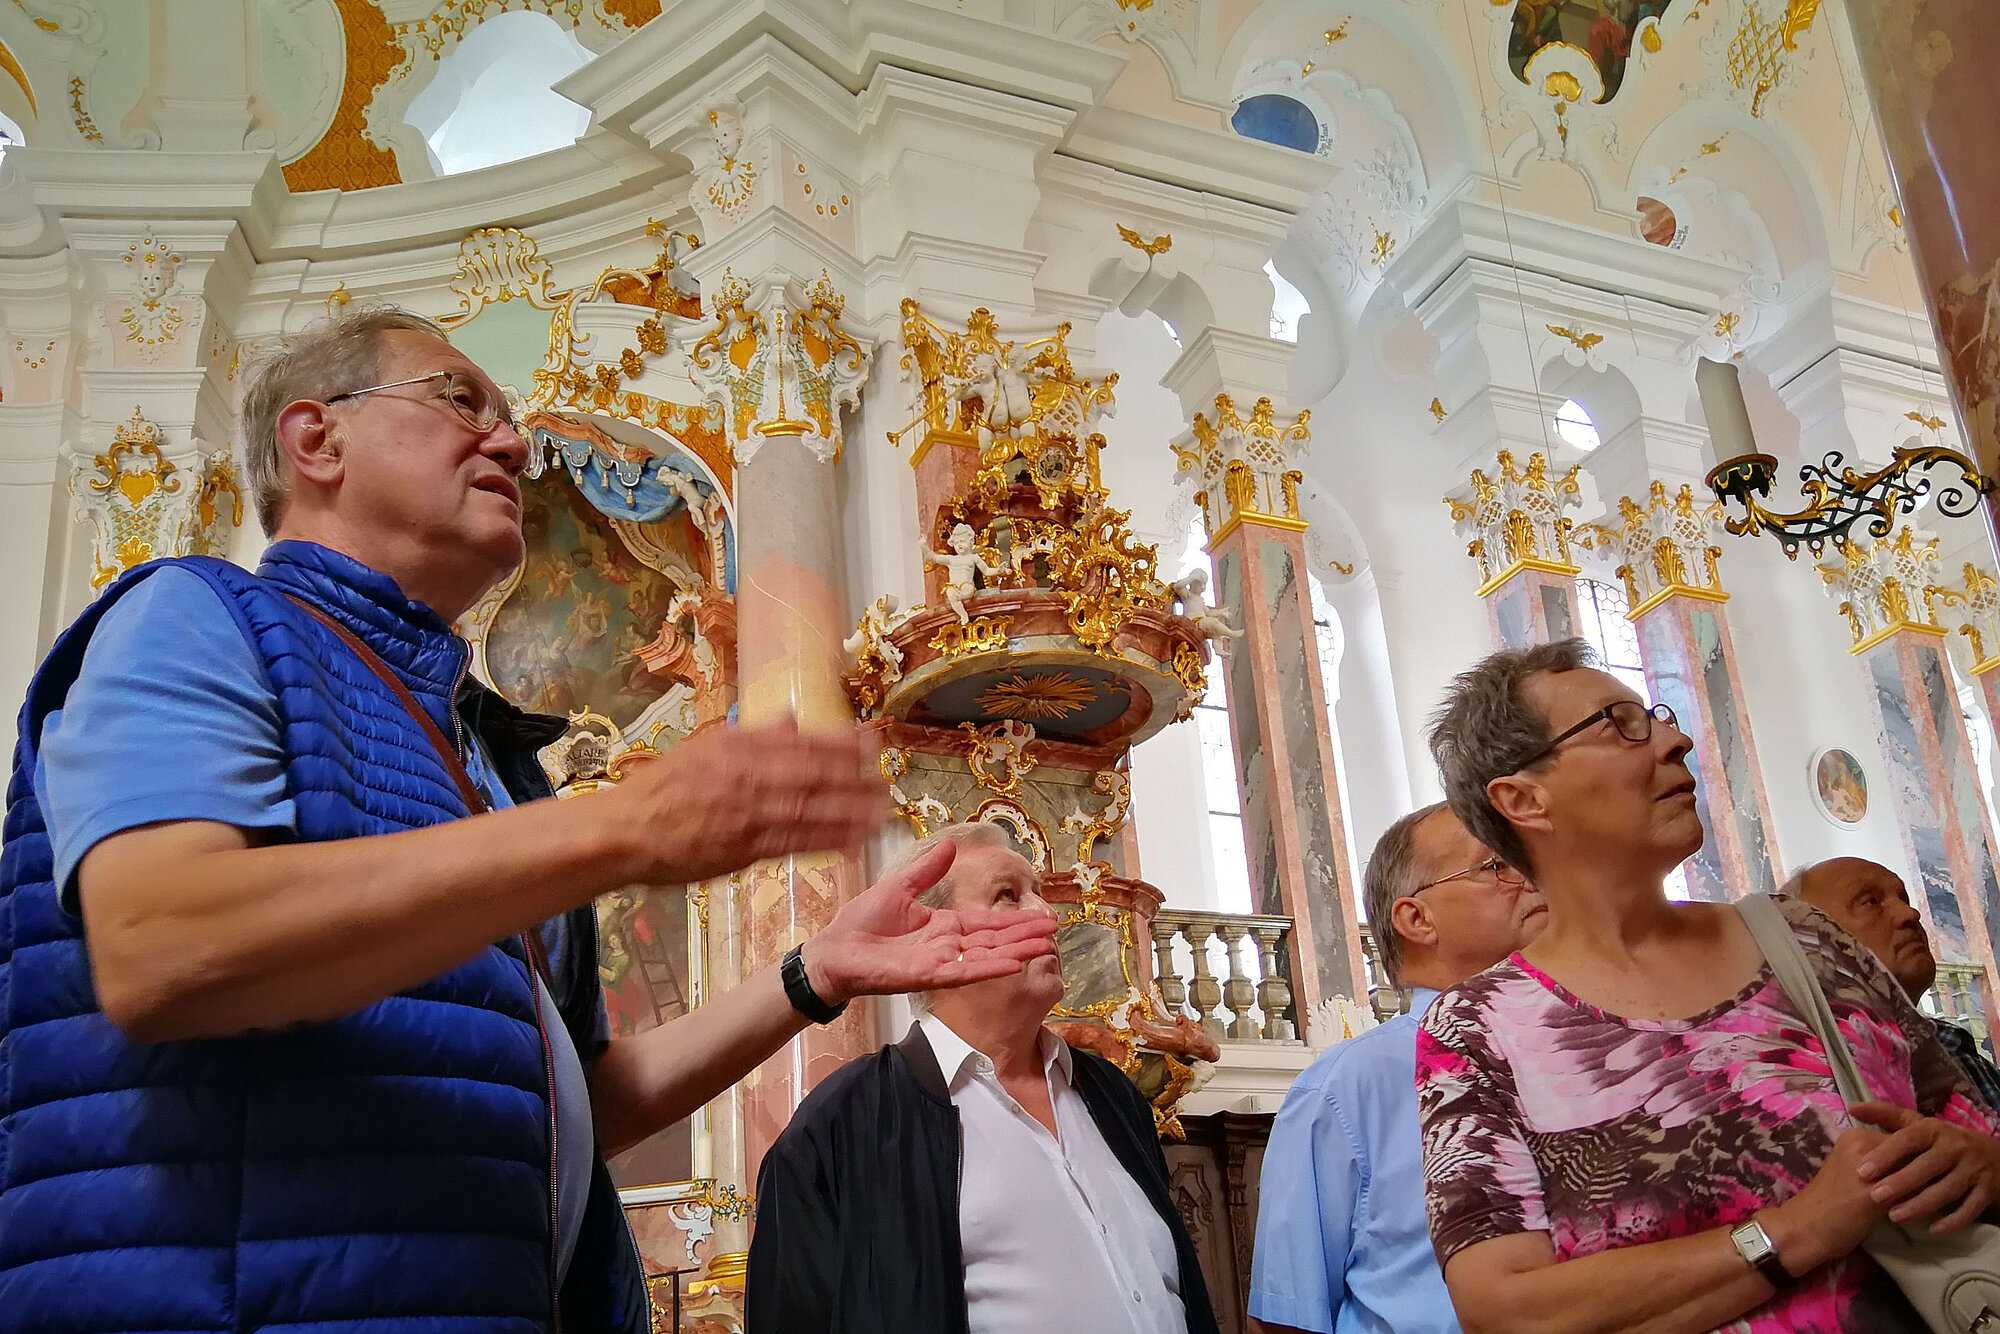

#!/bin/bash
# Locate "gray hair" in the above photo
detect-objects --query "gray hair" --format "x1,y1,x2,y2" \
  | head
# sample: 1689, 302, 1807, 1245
887, 821, 1027, 1012
237, 306, 450, 535
1427, 637, 1596, 877
1361, 802, 1449, 987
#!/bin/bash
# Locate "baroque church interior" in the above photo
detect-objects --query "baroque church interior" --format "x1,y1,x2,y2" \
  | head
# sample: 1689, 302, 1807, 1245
0, 0, 1994, 1328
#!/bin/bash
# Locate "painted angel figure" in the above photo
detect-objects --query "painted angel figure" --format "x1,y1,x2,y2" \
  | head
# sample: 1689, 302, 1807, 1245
925, 522, 1002, 624
842, 594, 911, 681
1170, 568, 1245, 652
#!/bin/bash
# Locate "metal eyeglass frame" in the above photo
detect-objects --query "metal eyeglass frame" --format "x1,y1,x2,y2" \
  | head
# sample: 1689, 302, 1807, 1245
324, 369, 518, 436
1412, 855, 1527, 895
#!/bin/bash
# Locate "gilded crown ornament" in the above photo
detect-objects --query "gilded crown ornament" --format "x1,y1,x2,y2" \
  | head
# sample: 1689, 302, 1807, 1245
1446, 450, 1585, 590
1170, 393, 1312, 542
1816, 528, 1951, 652
1578, 481, 1728, 615
1930, 563, 2000, 675
687, 270, 870, 467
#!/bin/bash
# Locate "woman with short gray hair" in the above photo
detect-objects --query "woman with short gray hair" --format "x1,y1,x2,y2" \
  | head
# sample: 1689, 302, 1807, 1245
1415, 639, 2000, 1333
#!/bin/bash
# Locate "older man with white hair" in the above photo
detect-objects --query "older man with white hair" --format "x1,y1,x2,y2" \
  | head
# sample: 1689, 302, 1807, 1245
0, 308, 1057, 1334
747, 822, 1219, 1334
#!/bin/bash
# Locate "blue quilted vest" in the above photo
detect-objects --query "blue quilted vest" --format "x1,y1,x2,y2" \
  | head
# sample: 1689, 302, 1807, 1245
0, 541, 648, 1334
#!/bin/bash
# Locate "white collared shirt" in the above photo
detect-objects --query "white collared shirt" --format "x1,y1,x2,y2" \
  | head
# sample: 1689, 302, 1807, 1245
917, 1012, 1187, 1334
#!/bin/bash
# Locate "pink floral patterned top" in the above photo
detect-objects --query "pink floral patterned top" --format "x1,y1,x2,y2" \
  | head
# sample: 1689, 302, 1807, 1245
1415, 895, 2000, 1333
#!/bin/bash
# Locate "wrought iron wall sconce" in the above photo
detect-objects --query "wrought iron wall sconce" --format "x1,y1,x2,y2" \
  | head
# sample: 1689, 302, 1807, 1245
1697, 358, 1993, 560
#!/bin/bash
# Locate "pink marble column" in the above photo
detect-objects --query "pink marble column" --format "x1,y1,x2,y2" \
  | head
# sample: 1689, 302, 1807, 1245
1484, 564, 1584, 650
1207, 518, 1368, 1021
1630, 593, 1779, 900
1840, 0, 2000, 535
1857, 628, 2000, 1003
733, 430, 875, 1189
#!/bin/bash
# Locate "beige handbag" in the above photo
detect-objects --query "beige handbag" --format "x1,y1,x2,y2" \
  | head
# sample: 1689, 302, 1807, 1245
1739, 893, 2000, 1334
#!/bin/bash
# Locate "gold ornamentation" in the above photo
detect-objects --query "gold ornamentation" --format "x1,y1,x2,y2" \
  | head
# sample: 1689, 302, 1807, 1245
687, 270, 869, 468
69, 76, 100, 142
440, 227, 561, 326
1170, 643, 1206, 721
1706, 445, 1991, 560
1429, 397, 1446, 421
1889, 205, 1904, 229
1116, 224, 1172, 257
119, 232, 186, 360
1546, 323, 1604, 352
1818, 529, 1952, 652
1641, 24, 1662, 53
928, 614, 1012, 658
882, 747, 952, 836
1778, 0, 1821, 49
71, 408, 245, 588
1172, 393, 1313, 541
0, 35, 35, 113
393, 1, 656, 58
1937, 564, 2000, 672
977, 673, 1098, 722
1543, 70, 1583, 102
1046, 500, 1169, 651
1578, 482, 1728, 614
10, 1, 59, 33
1714, 312, 1741, 339
1060, 768, 1132, 870
1906, 410, 1949, 432
1369, 223, 1395, 267
282, 0, 403, 191
325, 283, 351, 315
962, 719, 1038, 794
1446, 450, 1585, 589
1727, 0, 1787, 117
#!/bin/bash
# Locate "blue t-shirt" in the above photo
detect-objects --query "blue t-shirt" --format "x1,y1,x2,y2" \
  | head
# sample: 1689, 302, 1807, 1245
34, 566, 594, 1279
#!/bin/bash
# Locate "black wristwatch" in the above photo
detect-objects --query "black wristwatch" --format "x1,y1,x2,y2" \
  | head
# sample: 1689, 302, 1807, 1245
781, 944, 848, 1025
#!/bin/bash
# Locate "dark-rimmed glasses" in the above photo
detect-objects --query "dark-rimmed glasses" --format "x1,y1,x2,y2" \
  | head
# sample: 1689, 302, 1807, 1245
1413, 855, 1527, 895
325, 369, 518, 437
1517, 699, 1678, 771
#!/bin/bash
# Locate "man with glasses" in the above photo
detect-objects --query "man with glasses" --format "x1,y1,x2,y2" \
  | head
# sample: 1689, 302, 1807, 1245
0, 307, 1058, 1334
1247, 803, 1546, 1334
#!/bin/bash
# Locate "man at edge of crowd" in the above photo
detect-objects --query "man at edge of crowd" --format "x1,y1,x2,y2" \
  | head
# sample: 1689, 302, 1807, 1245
1248, 802, 1548, 1334
1787, 856, 2000, 1110
746, 822, 1219, 1334
0, 307, 1058, 1334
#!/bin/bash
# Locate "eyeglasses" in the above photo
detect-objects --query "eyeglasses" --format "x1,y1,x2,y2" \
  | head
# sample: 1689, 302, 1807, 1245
1413, 855, 1528, 895
325, 369, 519, 437
1517, 699, 1679, 770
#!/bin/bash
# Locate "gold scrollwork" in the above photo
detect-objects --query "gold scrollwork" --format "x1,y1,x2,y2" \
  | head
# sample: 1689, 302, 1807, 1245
929, 614, 1012, 658
961, 719, 1037, 795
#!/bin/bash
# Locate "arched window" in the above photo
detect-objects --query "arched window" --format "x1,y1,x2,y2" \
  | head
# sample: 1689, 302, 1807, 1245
1267, 260, 1309, 344
1179, 512, 1252, 913
0, 110, 22, 167
404, 11, 595, 176
1231, 94, 1321, 154
1575, 577, 1689, 899
1554, 398, 1601, 452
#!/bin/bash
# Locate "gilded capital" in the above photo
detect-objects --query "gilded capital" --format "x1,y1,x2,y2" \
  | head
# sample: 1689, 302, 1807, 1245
1577, 481, 1728, 616
1815, 528, 1949, 653
1444, 450, 1584, 591
688, 270, 872, 468
1170, 392, 1312, 545
70, 407, 242, 589
1932, 562, 2000, 674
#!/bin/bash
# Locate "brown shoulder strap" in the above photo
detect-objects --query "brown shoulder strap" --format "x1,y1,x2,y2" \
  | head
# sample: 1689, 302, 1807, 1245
283, 594, 489, 816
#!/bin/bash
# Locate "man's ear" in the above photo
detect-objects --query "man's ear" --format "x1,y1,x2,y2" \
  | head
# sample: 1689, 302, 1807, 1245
1487, 772, 1552, 836
277, 398, 342, 490
1390, 896, 1436, 954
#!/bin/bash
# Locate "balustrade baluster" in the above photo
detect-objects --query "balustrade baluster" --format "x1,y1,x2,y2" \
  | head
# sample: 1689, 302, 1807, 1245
1249, 922, 1295, 1041
1181, 914, 1225, 1045
1151, 918, 1187, 1016
1217, 921, 1259, 1040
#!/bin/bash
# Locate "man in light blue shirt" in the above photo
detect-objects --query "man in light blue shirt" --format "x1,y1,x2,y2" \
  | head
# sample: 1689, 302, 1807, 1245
1248, 802, 1547, 1334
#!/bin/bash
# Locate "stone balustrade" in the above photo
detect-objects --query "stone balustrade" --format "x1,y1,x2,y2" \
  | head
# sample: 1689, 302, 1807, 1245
1928, 963, 1993, 1054
1152, 909, 1300, 1043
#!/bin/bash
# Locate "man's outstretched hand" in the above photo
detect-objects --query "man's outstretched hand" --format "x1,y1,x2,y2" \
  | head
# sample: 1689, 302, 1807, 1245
801, 841, 1059, 1005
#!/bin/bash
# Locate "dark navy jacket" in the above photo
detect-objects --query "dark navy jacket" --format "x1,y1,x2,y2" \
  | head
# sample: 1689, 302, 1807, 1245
0, 541, 649, 1334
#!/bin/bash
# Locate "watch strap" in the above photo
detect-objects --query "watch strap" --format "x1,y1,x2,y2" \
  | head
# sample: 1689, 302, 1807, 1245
781, 945, 848, 1025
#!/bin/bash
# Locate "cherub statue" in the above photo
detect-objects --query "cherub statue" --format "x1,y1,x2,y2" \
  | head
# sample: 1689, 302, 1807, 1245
1170, 568, 1245, 652
842, 594, 911, 681
950, 343, 1052, 452
924, 522, 1002, 624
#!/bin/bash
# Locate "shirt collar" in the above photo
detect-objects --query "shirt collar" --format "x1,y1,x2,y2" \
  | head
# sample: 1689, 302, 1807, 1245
917, 1012, 1069, 1088
1408, 986, 1443, 1017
